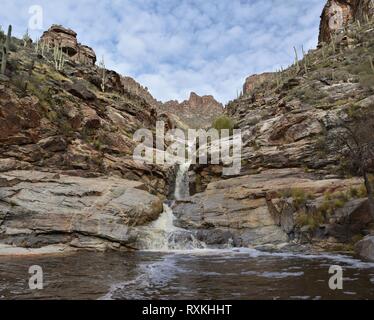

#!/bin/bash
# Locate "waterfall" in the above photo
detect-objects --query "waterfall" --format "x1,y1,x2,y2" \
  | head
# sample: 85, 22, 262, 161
174, 160, 192, 200
137, 204, 205, 251
136, 161, 205, 251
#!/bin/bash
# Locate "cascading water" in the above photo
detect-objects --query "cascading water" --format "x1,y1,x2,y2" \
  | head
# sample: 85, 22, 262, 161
136, 160, 205, 251
138, 203, 205, 251
174, 160, 192, 200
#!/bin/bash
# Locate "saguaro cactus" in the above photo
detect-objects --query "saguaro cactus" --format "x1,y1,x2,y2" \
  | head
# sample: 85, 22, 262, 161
1, 25, 12, 75
99, 55, 106, 92
53, 45, 65, 71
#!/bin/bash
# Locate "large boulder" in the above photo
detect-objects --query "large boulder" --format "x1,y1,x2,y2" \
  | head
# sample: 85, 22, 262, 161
0, 171, 163, 251
355, 236, 374, 261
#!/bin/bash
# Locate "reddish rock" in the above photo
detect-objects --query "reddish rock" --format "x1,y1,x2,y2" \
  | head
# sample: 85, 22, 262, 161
41, 25, 97, 65
243, 73, 273, 95
160, 92, 223, 129
319, 0, 374, 44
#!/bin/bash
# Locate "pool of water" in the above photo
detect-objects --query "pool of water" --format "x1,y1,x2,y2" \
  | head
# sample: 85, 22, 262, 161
0, 248, 373, 300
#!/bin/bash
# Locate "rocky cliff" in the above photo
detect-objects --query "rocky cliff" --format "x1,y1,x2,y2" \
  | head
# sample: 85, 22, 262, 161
176, 2, 374, 253
0, 25, 175, 252
160, 92, 223, 129
319, 0, 374, 44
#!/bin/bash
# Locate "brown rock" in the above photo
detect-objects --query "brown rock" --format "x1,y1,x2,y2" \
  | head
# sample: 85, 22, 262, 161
68, 81, 96, 101
243, 73, 273, 95
41, 25, 97, 65
319, 0, 374, 44
355, 235, 374, 261
160, 92, 223, 129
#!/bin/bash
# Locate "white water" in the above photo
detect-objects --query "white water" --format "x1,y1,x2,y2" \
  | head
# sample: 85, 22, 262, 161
138, 204, 205, 251
174, 160, 192, 200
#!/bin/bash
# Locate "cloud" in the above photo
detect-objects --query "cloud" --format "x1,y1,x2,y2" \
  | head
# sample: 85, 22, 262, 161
0, 0, 327, 103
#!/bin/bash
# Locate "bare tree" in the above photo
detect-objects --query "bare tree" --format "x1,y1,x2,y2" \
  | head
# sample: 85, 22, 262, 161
325, 105, 374, 219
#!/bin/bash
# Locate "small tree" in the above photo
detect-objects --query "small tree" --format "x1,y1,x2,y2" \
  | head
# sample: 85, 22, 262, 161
212, 115, 235, 136
325, 105, 374, 219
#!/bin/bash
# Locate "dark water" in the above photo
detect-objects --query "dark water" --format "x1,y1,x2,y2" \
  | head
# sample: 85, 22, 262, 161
0, 248, 374, 300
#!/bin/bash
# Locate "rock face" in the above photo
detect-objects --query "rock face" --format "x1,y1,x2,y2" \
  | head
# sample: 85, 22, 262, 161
41, 25, 97, 65
355, 236, 374, 261
243, 73, 274, 95
319, 0, 374, 44
1, 26, 171, 197
160, 92, 223, 129
0, 171, 163, 251
188, 14, 374, 248
173, 168, 363, 247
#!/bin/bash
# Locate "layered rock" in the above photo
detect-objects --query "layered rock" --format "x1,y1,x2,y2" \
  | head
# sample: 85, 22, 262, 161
0, 171, 163, 251
161, 92, 223, 129
173, 168, 364, 247
319, 0, 374, 44
0, 26, 171, 197
41, 25, 97, 65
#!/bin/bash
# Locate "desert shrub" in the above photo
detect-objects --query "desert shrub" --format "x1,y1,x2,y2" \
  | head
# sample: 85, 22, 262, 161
295, 211, 324, 230
279, 188, 315, 209
359, 74, 374, 89
212, 115, 235, 136
319, 190, 352, 216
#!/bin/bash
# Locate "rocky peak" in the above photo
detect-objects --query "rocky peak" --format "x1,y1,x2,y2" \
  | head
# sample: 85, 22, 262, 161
41, 24, 96, 65
160, 92, 223, 129
319, 0, 374, 44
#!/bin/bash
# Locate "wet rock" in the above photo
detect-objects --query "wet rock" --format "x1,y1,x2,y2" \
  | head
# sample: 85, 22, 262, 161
196, 229, 235, 246
355, 236, 374, 261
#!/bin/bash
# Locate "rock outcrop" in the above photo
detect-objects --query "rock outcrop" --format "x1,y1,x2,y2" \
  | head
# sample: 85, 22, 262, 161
319, 0, 374, 44
161, 92, 223, 129
355, 235, 374, 261
41, 25, 96, 65
0, 171, 163, 251
173, 168, 364, 247
243, 73, 274, 95
1, 26, 171, 197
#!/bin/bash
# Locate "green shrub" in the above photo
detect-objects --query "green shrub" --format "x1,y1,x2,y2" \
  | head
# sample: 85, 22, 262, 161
212, 116, 235, 136
295, 211, 324, 230
279, 188, 315, 209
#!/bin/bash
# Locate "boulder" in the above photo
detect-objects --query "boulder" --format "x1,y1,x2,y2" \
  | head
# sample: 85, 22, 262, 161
355, 236, 374, 261
68, 81, 96, 101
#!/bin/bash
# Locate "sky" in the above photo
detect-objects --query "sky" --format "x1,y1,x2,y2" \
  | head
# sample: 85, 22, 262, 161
0, 0, 326, 104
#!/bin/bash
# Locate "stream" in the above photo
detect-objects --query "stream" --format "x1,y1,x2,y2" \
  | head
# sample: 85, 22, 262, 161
0, 163, 374, 300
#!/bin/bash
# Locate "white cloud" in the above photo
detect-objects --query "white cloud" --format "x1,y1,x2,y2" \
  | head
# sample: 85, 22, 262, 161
0, 0, 327, 103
